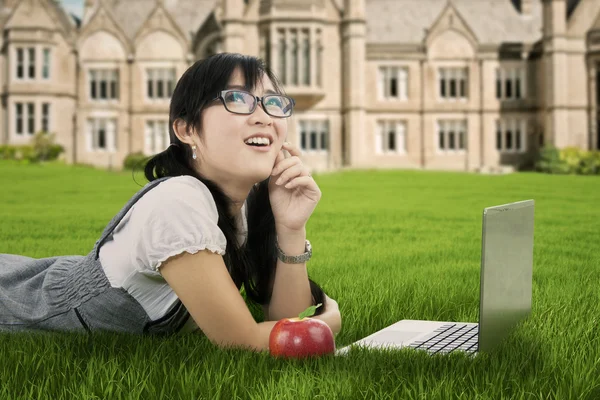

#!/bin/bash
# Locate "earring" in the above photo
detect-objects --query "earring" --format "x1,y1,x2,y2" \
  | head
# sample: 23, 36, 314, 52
192, 145, 197, 160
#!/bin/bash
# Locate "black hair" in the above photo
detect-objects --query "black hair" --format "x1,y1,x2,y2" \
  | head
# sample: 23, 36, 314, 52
139, 53, 325, 317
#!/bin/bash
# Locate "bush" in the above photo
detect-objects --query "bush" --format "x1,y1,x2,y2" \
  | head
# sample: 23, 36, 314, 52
123, 152, 151, 170
0, 132, 64, 162
0, 145, 17, 160
579, 150, 600, 175
535, 146, 568, 174
536, 146, 600, 175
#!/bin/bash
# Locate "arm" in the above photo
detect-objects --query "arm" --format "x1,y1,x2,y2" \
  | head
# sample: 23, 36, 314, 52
159, 249, 339, 352
262, 293, 342, 337
267, 227, 313, 321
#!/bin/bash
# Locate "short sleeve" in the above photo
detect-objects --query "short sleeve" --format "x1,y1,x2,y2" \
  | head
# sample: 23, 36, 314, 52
130, 176, 227, 273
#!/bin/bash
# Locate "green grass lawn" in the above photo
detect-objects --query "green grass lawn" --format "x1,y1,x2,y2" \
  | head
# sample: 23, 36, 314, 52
1, 160, 599, 399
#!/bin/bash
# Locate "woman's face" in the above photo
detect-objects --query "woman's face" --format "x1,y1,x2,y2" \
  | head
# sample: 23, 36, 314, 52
196, 67, 288, 185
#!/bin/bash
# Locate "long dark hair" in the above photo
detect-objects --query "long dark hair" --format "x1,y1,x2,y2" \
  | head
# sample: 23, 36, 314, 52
140, 53, 325, 316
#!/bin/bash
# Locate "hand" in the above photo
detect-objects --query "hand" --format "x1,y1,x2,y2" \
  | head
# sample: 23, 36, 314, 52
269, 142, 322, 232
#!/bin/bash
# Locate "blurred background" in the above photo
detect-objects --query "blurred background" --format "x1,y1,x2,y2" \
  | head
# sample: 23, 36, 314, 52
0, 0, 597, 174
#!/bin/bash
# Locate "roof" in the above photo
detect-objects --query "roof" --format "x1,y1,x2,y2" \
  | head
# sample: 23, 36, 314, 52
365, 0, 543, 45
107, 0, 216, 41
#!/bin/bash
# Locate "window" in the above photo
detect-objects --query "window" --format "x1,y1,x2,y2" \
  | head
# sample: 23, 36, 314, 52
42, 103, 50, 132
299, 120, 328, 152
496, 67, 526, 100
302, 31, 310, 85
16, 49, 24, 79
376, 121, 406, 154
42, 48, 51, 79
146, 68, 176, 100
145, 120, 170, 155
437, 120, 467, 152
28, 48, 35, 79
439, 68, 468, 100
15, 103, 23, 135
316, 33, 322, 87
89, 69, 119, 101
379, 67, 408, 100
88, 118, 117, 152
291, 30, 298, 85
15, 47, 36, 80
15, 102, 36, 136
275, 28, 320, 86
496, 119, 526, 152
27, 103, 35, 134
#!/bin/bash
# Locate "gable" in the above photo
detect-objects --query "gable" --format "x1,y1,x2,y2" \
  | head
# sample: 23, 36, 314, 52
80, 30, 127, 60
79, 4, 130, 54
134, 4, 187, 49
5, 0, 58, 31
136, 31, 185, 60
425, 2, 478, 50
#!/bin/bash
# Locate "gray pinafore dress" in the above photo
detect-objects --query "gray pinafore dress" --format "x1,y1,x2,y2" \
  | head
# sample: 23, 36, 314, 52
0, 176, 192, 336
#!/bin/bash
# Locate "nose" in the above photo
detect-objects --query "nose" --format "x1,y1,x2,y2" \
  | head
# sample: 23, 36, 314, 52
248, 99, 273, 126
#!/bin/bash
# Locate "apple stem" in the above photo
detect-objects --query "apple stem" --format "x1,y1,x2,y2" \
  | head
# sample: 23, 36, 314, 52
298, 303, 323, 320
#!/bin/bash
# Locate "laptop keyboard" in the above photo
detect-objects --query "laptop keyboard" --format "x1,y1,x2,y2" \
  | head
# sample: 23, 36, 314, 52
407, 323, 478, 354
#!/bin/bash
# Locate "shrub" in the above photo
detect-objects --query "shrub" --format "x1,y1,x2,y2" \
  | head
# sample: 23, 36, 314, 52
0, 146, 17, 160
123, 152, 151, 170
535, 146, 569, 174
579, 150, 600, 175
536, 146, 600, 175
0, 132, 64, 162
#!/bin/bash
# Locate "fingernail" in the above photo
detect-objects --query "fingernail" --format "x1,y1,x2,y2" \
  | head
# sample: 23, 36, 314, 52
275, 178, 282, 185
284, 141, 290, 146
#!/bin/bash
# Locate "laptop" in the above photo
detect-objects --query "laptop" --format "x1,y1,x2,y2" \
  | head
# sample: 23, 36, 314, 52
335, 199, 535, 357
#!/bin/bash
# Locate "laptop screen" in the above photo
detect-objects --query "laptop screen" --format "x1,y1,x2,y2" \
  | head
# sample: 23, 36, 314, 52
478, 200, 535, 352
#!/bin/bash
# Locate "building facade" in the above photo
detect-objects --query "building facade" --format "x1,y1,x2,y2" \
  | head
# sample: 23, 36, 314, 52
1, 0, 599, 173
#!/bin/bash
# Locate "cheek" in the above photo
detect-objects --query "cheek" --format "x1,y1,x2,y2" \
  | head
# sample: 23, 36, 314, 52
275, 120, 288, 137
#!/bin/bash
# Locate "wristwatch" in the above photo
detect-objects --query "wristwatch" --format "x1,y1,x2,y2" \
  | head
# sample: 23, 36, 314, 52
275, 239, 312, 264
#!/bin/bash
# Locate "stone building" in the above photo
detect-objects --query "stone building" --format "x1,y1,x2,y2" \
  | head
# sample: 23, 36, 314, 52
0, 0, 598, 172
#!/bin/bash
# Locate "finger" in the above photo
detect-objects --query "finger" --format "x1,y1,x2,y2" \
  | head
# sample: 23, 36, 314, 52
281, 141, 302, 159
272, 148, 285, 170
284, 175, 318, 190
275, 162, 309, 185
271, 155, 302, 176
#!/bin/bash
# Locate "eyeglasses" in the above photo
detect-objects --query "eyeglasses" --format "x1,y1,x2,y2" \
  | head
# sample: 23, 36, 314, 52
211, 89, 295, 118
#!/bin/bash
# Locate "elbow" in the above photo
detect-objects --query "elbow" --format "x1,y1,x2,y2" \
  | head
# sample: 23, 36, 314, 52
333, 310, 342, 336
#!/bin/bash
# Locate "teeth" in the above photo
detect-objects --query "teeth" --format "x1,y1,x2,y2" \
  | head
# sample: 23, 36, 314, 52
244, 137, 270, 145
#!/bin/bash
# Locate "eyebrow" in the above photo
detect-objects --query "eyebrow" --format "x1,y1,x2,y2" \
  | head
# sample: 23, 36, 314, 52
225, 84, 278, 95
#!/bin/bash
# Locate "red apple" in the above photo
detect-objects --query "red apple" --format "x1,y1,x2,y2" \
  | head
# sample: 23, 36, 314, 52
269, 303, 336, 359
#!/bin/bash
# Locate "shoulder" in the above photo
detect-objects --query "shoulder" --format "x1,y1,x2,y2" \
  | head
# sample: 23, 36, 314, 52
140, 175, 218, 220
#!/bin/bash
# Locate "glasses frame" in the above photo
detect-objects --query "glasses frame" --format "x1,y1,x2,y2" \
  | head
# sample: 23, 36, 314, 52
211, 89, 296, 118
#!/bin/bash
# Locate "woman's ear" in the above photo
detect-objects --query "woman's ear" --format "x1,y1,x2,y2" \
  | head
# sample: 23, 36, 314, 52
173, 119, 193, 145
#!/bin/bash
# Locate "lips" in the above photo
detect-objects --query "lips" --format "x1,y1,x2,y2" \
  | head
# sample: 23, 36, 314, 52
245, 142, 272, 152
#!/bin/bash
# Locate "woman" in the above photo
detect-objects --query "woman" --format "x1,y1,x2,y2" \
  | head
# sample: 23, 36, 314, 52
0, 53, 341, 352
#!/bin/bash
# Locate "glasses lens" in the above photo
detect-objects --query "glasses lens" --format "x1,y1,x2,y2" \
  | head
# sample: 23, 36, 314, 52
223, 91, 255, 114
264, 95, 293, 117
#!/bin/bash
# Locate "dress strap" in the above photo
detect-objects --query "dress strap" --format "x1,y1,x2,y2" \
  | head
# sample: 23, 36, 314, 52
93, 176, 172, 259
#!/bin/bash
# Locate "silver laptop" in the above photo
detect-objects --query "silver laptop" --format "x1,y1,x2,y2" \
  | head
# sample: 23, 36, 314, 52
335, 199, 535, 357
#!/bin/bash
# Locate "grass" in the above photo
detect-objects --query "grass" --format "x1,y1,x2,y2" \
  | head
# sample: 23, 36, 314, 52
1, 159, 599, 399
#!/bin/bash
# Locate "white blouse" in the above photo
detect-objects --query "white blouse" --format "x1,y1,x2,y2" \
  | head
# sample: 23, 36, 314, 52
98, 175, 248, 333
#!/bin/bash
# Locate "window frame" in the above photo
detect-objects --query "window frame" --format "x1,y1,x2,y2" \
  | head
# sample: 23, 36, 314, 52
378, 66, 409, 101
145, 119, 170, 155
88, 68, 120, 103
438, 67, 469, 102
495, 118, 527, 153
436, 119, 468, 154
298, 119, 329, 154
376, 120, 407, 155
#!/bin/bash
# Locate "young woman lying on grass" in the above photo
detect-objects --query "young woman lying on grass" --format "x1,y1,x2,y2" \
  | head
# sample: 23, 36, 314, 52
0, 53, 342, 352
